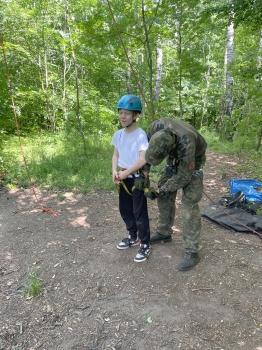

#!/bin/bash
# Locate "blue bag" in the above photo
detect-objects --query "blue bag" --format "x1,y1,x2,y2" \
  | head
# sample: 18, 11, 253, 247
230, 179, 262, 203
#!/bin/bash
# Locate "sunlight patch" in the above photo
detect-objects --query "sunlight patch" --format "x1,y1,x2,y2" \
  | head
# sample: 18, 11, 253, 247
172, 226, 181, 233
70, 216, 90, 228
47, 240, 61, 246
63, 192, 78, 203
5, 252, 12, 260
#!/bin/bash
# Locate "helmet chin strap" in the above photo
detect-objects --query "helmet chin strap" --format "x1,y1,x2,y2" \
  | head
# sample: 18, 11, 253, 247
125, 114, 137, 128
125, 120, 135, 128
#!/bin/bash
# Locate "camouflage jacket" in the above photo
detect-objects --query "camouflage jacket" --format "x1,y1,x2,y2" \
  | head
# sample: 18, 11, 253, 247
149, 118, 207, 192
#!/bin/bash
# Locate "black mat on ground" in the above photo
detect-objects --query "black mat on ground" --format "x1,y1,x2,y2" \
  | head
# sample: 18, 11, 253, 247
202, 204, 262, 235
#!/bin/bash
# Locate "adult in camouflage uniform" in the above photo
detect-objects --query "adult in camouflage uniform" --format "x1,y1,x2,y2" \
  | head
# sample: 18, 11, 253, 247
145, 118, 207, 271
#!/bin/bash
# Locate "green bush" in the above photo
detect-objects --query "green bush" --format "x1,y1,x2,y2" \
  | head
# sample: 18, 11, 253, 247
24, 271, 43, 298
2, 131, 115, 191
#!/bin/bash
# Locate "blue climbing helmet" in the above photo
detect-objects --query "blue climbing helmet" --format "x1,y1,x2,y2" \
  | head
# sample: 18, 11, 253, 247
117, 95, 142, 113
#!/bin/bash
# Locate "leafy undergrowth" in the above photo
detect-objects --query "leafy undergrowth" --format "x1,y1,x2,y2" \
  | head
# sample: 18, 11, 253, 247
1, 130, 261, 195
24, 271, 43, 298
1, 132, 114, 192
202, 129, 262, 180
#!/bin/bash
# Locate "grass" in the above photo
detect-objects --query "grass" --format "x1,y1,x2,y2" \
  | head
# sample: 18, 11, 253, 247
201, 128, 262, 180
1, 131, 115, 192
1, 129, 261, 192
24, 271, 43, 298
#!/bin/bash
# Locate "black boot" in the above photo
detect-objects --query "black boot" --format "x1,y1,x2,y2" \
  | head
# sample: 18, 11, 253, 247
177, 252, 200, 271
150, 233, 172, 244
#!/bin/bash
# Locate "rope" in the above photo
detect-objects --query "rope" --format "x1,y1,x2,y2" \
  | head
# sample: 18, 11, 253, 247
120, 180, 133, 196
0, 35, 59, 217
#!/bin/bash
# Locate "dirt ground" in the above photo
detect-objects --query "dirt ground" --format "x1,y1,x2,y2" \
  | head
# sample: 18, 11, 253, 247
0, 151, 261, 350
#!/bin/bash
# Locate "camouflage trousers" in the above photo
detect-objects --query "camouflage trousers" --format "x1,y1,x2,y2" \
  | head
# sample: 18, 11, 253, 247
157, 170, 203, 253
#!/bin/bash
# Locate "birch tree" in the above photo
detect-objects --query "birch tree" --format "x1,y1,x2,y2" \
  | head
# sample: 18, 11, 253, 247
256, 30, 262, 150
224, 9, 234, 117
155, 37, 163, 102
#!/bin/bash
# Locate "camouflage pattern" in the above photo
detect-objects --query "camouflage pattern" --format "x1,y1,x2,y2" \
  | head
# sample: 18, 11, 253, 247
147, 119, 166, 140
145, 129, 175, 166
133, 175, 150, 191
157, 170, 203, 252
140, 163, 151, 179
146, 118, 207, 253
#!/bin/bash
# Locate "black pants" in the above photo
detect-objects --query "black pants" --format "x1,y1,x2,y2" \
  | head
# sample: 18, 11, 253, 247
119, 178, 150, 245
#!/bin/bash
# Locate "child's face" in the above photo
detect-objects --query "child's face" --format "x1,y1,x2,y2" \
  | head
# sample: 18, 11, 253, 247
118, 109, 135, 128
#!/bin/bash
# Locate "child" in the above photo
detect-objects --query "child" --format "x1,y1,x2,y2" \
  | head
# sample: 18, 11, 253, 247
112, 94, 151, 262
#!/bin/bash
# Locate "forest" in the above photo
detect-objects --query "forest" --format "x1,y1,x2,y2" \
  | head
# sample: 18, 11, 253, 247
0, 0, 261, 189
1, 2, 262, 349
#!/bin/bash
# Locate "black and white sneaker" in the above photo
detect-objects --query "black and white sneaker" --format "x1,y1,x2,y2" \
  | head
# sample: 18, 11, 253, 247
117, 237, 140, 250
134, 244, 151, 262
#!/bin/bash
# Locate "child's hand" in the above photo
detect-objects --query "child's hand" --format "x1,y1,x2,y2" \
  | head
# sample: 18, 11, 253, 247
118, 170, 128, 180
113, 170, 120, 184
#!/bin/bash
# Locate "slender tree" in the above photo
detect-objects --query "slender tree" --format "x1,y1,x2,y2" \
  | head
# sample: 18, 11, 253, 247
224, 8, 234, 117
256, 29, 262, 151
155, 36, 163, 103
141, 0, 155, 118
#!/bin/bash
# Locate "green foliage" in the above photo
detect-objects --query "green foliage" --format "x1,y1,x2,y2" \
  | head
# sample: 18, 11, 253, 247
24, 271, 43, 298
1, 0, 261, 168
233, 0, 262, 27
237, 152, 262, 181
256, 207, 262, 216
217, 25, 262, 142
0, 130, 9, 179
2, 132, 115, 191
201, 128, 262, 180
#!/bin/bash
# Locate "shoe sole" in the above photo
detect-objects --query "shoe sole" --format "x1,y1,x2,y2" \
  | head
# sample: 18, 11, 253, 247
150, 238, 172, 245
177, 259, 200, 271
117, 242, 140, 250
134, 251, 151, 263
117, 245, 130, 250
134, 256, 149, 262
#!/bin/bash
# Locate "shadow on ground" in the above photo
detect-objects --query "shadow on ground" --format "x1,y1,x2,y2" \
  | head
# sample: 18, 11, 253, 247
0, 151, 261, 350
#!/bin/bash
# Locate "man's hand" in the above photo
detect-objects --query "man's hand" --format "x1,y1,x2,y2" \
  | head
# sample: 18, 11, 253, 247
134, 176, 150, 191
158, 187, 170, 199
144, 188, 158, 200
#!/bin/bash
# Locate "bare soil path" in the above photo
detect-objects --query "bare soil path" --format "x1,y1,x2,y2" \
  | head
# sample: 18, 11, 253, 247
0, 151, 261, 350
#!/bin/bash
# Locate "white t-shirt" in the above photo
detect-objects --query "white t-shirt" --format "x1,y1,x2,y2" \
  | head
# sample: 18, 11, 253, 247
112, 127, 148, 169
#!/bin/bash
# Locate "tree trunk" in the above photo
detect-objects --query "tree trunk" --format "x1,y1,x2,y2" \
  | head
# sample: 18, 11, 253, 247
257, 29, 262, 69
71, 47, 87, 156
141, 0, 155, 118
38, 54, 44, 91
105, 0, 146, 109
255, 30, 262, 151
43, 49, 53, 129
155, 37, 163, 102
62, 4, 73, 122
63, 2, 87, 156
224, 12, 234, 117
62, 45, 67, 121
200, 42, 211, 128
126, 48, 132, 94
256, 126, 262, 151
176, 5, 183, 119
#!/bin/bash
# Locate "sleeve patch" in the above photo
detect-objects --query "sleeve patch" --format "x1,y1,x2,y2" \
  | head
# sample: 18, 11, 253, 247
188, 161, 195, 171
